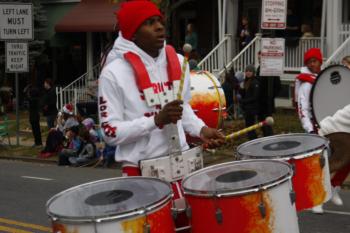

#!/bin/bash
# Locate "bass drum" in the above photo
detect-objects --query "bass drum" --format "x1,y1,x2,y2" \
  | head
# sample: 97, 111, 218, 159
189, 70, 226, 129
311, 65, 350, 126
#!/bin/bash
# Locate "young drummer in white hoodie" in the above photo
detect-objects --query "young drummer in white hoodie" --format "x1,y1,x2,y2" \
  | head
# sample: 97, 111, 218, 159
98, 1, 224, 176
295, 48, 323, 134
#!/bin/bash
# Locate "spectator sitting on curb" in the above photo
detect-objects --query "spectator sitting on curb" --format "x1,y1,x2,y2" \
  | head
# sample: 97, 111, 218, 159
40, 104, 79, 158
58, 124, 82, 166
68, 126, 97, 167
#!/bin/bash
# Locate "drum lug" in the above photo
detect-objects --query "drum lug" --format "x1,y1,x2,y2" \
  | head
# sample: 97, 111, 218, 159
143, 222, 151, 233
171, 208, 178, 219
290, 162, 296, 174
215, 208, 223, 224
290, 190, 296, 205
258, 201, 266, 219
186, 206, 192, 218
319, 155, 325, 169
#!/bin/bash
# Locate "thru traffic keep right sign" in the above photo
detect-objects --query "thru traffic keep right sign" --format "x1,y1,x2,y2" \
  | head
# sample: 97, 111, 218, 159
5, 42, 29, 73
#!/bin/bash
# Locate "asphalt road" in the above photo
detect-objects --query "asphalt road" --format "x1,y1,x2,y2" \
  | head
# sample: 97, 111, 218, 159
0, 159, 349, 233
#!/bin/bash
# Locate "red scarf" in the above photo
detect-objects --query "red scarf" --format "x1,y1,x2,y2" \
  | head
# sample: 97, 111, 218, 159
296, 73, 316, 84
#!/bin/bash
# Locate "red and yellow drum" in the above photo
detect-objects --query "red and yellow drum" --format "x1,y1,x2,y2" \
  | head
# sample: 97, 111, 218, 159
189, 70, 226, 129
182, 160, 299, 233
237, 133, 332, 211
47, 177, 175, 233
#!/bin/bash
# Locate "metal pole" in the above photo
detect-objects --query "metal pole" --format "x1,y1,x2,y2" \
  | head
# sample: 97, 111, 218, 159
320, 0, 326, 57
218, 0, 222, 42
15, 73, 19, 146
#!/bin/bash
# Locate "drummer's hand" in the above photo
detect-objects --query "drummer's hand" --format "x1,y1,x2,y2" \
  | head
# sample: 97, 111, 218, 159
200, 127, 225, 149
155, 100, 183, 127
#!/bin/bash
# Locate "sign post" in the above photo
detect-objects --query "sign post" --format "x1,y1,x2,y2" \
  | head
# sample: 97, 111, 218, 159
1, 3, 33, 146
261, 0, 287, 30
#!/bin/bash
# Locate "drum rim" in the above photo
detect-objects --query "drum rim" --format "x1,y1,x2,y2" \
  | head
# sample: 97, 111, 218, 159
236, 133, 329, 159
46, 177, 173, 223
182, 159, 293, 197
310, 64, 349, 127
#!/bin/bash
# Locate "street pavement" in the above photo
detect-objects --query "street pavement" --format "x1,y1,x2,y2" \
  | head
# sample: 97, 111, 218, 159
0, 160, 349, 233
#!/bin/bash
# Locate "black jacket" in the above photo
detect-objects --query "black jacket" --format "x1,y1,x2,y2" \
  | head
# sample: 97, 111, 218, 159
42, 87, 58, 116
240, 77, 260, 114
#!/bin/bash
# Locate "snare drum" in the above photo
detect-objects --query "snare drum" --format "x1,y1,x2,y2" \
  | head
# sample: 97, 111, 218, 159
237, 133, 332, 211
47, 177, 175, 233
189, 70, 226, 129
182, 160, 299, 233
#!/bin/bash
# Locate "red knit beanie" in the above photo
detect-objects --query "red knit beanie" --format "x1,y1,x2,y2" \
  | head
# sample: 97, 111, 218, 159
304, 48, 323, 65
116, 0, 162, 40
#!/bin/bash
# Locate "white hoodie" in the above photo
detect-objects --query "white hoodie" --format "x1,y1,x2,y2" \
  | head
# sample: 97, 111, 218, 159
98, 33, 205, 165
295, 67, 317, 133
318, 104, 350, 136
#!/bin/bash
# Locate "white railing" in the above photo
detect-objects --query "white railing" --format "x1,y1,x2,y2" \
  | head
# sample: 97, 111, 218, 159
197, 34, 232, 73
324, 35, 350, 67
56, 64, 100, 112
218, 34, 261, 78
340, 24, 350, 44
285, 37, 322, 71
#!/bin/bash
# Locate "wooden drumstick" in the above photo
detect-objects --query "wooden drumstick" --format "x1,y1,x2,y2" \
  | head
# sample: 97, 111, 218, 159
177, 43, 192, 100
225, 117, 274, 141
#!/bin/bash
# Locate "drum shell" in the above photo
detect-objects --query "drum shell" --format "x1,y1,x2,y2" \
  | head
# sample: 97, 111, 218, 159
189, 71, 226, 129
185, 180, 299, 233
239, 150, 332, 211
50, 201, 175, 233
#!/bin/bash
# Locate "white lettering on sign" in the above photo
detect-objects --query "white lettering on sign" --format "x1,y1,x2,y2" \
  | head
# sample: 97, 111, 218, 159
6, 42, 29, 73
0, 4, 33, 40
261, 0, 287, 30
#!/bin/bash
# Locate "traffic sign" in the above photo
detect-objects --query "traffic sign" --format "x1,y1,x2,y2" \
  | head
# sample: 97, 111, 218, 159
261, 0, 287, 30
5, 42, 28, 73
0, 3, 33, 40
260, 38, 285, 76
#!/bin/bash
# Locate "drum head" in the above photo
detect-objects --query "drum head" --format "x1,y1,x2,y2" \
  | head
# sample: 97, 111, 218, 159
237, 133, 327, 159
311, 65, 350, 124
47, 177, 172, 221
182, 160, 291, 196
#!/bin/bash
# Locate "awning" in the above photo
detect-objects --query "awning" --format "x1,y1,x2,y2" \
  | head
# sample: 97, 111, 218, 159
55, 0, 120, 32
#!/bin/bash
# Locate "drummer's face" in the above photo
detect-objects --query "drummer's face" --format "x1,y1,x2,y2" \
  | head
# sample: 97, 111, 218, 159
306, 58, 321, 74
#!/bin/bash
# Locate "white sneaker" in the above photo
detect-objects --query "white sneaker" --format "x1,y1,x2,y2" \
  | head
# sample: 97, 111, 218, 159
311, 204, 324, 214
331, 186, 343, 206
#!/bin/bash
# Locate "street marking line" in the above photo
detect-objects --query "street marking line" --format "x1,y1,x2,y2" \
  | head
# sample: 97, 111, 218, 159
21, 176, 53, 181
324, 210, 350, 216
0, 225, 34, 233
0, 218, 51, 232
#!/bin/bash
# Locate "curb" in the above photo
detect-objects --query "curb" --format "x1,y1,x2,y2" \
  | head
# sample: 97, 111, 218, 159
0, 155, 57, 164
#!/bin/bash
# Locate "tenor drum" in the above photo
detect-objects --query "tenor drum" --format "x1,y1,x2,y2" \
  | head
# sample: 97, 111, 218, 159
189, 70, 226, 129
237, 133, 332, 211
311, 65, 350, 125
182, 160, 299, 233
47, 177, 175, 233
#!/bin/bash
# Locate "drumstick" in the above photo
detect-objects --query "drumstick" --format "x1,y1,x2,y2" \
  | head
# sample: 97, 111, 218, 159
202, 117, 274, 149
225, 117, 274, 141
177, 43, 192, 100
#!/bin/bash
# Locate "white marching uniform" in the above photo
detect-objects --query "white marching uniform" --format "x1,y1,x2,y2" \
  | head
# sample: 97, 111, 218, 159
98, 34, 205, 166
